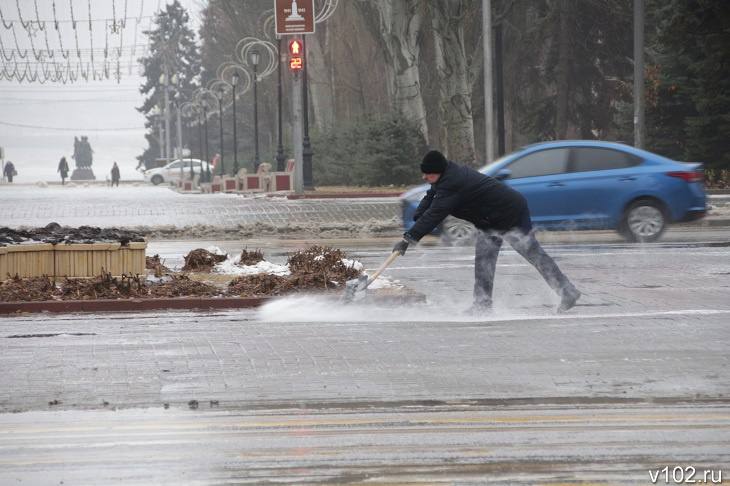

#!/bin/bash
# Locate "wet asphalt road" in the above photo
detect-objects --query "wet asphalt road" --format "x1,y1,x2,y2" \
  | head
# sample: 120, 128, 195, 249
1, 228, 729, 484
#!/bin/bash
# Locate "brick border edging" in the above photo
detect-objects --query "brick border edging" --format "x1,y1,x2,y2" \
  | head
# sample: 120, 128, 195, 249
0, 297, 268, 314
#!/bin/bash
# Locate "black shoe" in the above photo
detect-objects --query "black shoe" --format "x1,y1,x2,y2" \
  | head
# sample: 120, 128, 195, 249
557, 287, 581, 313
463, 302, 493, 317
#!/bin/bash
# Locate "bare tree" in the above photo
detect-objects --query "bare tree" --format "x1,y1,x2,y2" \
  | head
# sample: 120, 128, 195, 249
431, 1, 477, 164
307, 24, 336, 131
357, 0, 429, 141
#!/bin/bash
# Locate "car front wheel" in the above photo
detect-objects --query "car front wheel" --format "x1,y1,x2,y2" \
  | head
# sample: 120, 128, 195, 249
440, 217, 477, 246
620, 198, 667, 243
151, 174, 164, 185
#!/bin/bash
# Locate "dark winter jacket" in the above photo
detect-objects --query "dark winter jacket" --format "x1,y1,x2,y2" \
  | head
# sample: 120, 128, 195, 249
405, 160, 528, 241
58, 158, 69, 176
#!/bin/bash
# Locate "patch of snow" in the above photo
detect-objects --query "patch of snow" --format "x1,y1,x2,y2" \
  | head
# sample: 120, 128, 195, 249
214, 254, 291, 276
341, 258, 363, 271
205, 245, 227, 256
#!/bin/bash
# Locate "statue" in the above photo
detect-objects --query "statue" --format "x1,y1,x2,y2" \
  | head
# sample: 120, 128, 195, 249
70, 135, 96, 180
286, 0, 305, 21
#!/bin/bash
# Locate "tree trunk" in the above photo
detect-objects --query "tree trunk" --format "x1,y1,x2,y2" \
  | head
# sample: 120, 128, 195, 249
307, 26, 335, 131
358, 0, 429, 142
431, 1, 477, 165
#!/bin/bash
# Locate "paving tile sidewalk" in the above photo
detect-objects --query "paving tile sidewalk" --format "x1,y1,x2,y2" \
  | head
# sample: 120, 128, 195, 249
1, 185, 729, 232
0, 185, 401, 229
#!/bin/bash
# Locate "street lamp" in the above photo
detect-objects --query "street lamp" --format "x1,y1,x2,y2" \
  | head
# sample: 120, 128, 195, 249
275, 38, 285, 171
302, 37, 314, 190
175, 100, 184, 181
151, 105, 163, 161
215, 86, 225, 177
231, 72, 240, 174
203, 104, 211, 182
195, 88, 213, 182
181, 102, 196, 181
159, 71, 172, 165
250, 48, 261, 173
196, 105, 203, 181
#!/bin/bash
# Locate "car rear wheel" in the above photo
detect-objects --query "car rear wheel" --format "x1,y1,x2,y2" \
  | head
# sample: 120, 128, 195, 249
151, 174, 164, 185
440, 217, 477, 246
620, 198, 667, 243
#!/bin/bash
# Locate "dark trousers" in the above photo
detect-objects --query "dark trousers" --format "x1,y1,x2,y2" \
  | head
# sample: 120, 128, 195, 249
474, 212, 576, 306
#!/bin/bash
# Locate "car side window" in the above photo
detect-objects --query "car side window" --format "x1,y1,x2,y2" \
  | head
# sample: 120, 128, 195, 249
168, 161, 182, 169
507, 148, 570, 178
570, 147, 641, 172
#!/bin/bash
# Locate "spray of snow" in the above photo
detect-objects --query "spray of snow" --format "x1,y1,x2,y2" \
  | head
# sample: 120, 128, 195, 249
256, 293, 556, 323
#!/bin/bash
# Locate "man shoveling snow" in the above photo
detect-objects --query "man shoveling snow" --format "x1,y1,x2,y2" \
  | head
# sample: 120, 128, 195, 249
393, 150, 581, 314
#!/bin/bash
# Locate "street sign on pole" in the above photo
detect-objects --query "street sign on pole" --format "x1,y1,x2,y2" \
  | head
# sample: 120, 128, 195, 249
275, 0, 315, 35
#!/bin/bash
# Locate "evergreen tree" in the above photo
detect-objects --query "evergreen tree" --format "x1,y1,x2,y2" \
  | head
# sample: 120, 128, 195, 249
648, 0, 730, 169
518, 0, 633, 140
312, 114, 426, 186
137, 1, 201, 169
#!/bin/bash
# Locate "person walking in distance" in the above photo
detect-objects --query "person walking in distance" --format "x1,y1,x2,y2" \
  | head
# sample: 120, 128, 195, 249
3, 160, 16, 183
392, 150, 581, 314
57, 156, 70, 185
110, 162, 121, 187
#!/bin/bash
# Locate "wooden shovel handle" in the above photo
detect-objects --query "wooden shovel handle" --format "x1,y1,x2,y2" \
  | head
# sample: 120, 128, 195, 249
367, 251, 400, 285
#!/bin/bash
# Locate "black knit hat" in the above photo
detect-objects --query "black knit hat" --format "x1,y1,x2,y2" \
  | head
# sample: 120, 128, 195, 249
420, 150, 448, 173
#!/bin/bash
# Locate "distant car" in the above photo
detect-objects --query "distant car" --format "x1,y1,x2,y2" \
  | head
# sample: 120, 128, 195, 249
401, 141, 706, 244
142, 158, 212, 185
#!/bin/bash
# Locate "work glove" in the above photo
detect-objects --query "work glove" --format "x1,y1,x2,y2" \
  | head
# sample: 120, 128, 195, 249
393, 236, 415, 256
392, 239, 409, 255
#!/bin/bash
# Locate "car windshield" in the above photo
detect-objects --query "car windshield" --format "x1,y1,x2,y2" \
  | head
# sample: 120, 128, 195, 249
478, 154, 511, 174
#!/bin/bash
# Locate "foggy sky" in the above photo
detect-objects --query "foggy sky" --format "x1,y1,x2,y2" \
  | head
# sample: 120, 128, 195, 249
0, 0, 202, 183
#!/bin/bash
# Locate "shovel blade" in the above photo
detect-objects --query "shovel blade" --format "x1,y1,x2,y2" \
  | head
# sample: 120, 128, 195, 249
342, 275, 369, 303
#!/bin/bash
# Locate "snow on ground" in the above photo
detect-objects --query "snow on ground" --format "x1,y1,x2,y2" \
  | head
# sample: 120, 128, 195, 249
212, 252, 365, 278
214, 253, 291, 276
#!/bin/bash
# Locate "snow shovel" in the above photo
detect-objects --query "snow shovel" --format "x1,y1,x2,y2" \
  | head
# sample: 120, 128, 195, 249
342, 250, 400, 303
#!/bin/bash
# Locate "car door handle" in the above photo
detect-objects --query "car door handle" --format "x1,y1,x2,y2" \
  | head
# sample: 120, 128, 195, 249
619, 176, 637, 181
547, 182, 565, 187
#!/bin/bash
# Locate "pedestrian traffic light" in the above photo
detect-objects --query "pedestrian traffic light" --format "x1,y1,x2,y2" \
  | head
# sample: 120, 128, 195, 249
288, 38, 303, 72
289, 39, 302, 55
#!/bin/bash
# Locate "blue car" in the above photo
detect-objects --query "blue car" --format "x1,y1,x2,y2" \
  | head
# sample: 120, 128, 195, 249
401, 141, 706, 244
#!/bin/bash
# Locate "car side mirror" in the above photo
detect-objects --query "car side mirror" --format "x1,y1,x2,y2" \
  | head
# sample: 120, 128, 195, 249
495, 169, 512, 181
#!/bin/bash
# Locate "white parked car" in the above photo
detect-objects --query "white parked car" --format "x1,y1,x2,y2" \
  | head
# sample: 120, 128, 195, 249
142, 158, 212, 185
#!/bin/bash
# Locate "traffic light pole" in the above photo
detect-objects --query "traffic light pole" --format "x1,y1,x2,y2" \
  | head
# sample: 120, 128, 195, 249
302, 36, 314, 190
292, 69, 304, 194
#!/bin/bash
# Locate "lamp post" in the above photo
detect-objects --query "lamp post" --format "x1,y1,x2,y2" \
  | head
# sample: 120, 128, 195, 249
203, 104, 211, 181
176, 101, 184, 181
215, 87, 225, 176
231, 72, 240, 174
159, 70, 172, 165
275, 37, 285, 172
196, 106, 204, 182
184, 104, 194, 181
172, 74, 181, 161
151, 105, 163, 160
250, 48, 261, 173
